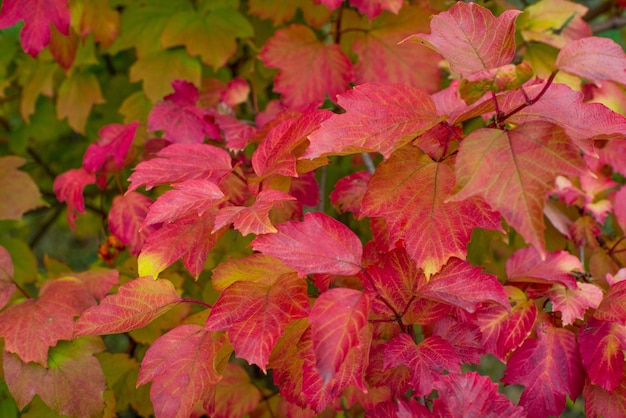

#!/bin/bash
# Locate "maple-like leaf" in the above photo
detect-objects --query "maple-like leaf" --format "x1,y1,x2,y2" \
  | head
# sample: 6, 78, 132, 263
148, 80, 219, 144
579, 317, 626, 392
546, 282, 602, 326
259, 24, 353, 109
205, 273, 309, 371
213, 190, 296, 236
77, 0, 120, 48
212, 113, 256, 150
517, 0, 590, 49
4, 337, 106, 417
432, 372, 526, 417
83, 121, 139, 174
309, 288, 370, 383
108, 192, 157, 255
138, 210, 225, 279
432, 317, 483, 364
75, 276, 182, 337
0, 156, 45, 221
502, 322, 584, 417
137, 325, 231, 418
594, 280, 626, 325
211, 253, 297, 292
0, 277, 98, 366
584, 372, 626, 418
251, 212, 363, 277
305, 83, 443, 159
401, 2, 521, 75
252, 109, 332, 179
49, 25, 78, 70
205, 363, 261, 418
0, 0, 70, 56
384, 334, 461, 396
142, 179, 226, 228
56, 69, 105, 133
477, 290, 537, 360
0, 245, 16, 310
54, 168, 95, 229
127, 143, 232, 193
361, 146, 501, 276
556, 37, 626, 86
506, 246, 581, 289
451, 122, 584, 254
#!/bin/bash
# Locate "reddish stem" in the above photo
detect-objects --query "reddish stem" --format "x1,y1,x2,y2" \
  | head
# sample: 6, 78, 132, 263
497, 70, 559, 125
361, 268, 407, 333
180, 298, 213, 309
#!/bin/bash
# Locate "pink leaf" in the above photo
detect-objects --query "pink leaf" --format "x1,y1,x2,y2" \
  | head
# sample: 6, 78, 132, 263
330, 171, 371, 217
108, 192, 156, 255
83, 121, 139, 174
546, 282, 602, 326
556, 37, 626, 86
349, 0, 402, 19
506, 246, 582, 289
53, 168, 95, 229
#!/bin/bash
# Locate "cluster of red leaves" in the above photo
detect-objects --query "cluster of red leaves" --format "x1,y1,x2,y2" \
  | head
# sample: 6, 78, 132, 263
3, 0, 626, 417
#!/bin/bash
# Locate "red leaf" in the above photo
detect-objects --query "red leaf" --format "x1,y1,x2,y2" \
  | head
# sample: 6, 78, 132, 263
83, 121, 139, 174
502, 322, 584, 417
349, 0, 402, 19
305, 83, 443, 159
546, 282, 602, 326
108, 192, 157, 255
212, 112, 256, 150
451, 122, 584, 254
206, 274, 309, 371
127, 143, 232, 193
142, 179, 226, 227
595, 280, 626, 325
53, 168, 95, 229
137, 325, 231, 418
213, 190, 296, 236
138, 210, 226, 279
556, 37, 626, 86
0, 245, 16, 310
259, 24, 352, 109
432, 317, 483, 364
579, 317, 626, 391
309, 288, 370, 383
506, 246, 582, 289
0, 0, 70, 56
584, 373, 626, 418
70, 268, 119, 301
432, 372, 526, 417
384, 334, 461, 396
0, 277, 97, 365
330, 171, 371, 217
75, 276, 181, 337
252, 212, 363, 277
361, 146, 501, 277
252, 108, 332, 178
401, 2, 521, 75
3, 337, 105, 416
148, 80, 219, 144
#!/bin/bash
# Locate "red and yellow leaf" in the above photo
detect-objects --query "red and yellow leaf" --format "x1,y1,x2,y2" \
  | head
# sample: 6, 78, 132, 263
518, 0, 590, 48
211, 253, 297, 292
584, 373, 626, 418
506, 246, 582, 289
579, 317, 626, 392
546, 282, 602, 326
594, 280, 626, 325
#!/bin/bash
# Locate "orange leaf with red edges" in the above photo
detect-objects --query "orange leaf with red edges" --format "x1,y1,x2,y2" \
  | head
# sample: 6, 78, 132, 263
75, 277, 182, 337
401, 2, 520, 75
309, 288, 370, 383
361, 146, 501, 277
579, 317, 626, 392
259, 24, 353, 109
451, 122, 584, 255
305, 83, 443, 159
502, 322, 584, 417
252, 212, 363, 277
137, 325, 231, 418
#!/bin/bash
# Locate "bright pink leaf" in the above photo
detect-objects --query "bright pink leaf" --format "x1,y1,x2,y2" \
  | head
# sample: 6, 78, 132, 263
252, 212, 363, 277
143, 179, 226, 227
83, 121, 139, 174
137, 325, 230, 418
506, 246, 582, 289
330, 171, 371, 217
259, 24, 352, 109
384, 334, 461, 396
451, 122, 584, 255
502, 322, 584, 417
556, 37, 626, 86
361, 146, 501, 277
213, 190, 296, 236
432, 372, 526, 417
594, 280, 626, 325
75, 276, 181, 337
138, 210, 226, 279
127, 143, 232, 192
148, 80, 219, 144
547, 282, 602, 326
0, 277, 97, 365
402, 2, 521, 75
349, 0, 402, 19
579, 317, 626, 392
108, 192, 157, 255
0, 0, 70, 56
53, 168, 95, 229
309, 288, 369, 383
0, 245, 16, 310
305, 83, 443, 159
205, 274, 310, 371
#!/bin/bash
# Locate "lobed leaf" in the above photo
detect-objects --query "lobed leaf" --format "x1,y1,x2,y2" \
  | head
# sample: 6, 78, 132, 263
506, 246, 582, 289
0, 156, 46, 221
546, 282, 602, 326
108, 192, 157, 255
594, 280, 626, 325
83, 121, 139, 174
53, 168, 95, 229
579, 317, 626, 392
